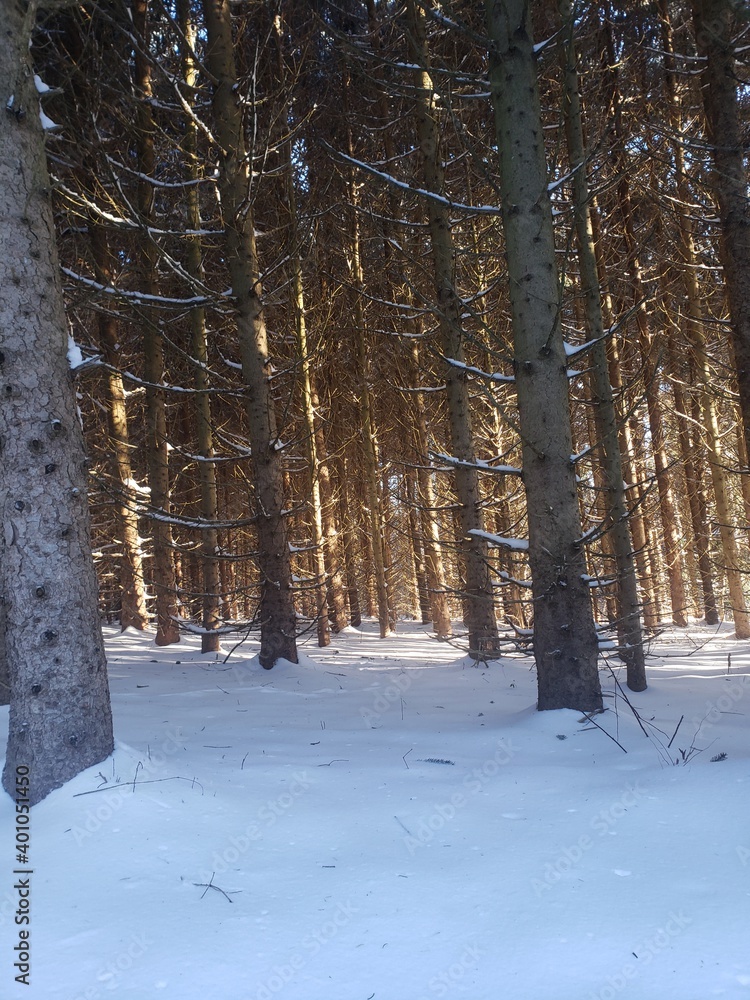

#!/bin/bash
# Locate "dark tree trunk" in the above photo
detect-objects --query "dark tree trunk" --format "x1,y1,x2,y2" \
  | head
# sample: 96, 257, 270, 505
1, 1, 113, 802
486, 0, 603, 712
201, 0, 297, 667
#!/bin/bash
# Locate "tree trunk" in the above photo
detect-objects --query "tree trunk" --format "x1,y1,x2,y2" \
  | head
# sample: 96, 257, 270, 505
559, 0, 646, 689
486, 0, 602, 711
691, 0, 750, 464
1, 2, 113, 802
201, 0, 297, 667
662, 0, 749, 637
89, 225, 149, 631
336, 456, 362, 627
180, 0, 221, 653
342, 76, 392, 638
668, 341, 719, 625
604, 17, 689, 628
132, 0, 180, 646
406, 0, 499, 656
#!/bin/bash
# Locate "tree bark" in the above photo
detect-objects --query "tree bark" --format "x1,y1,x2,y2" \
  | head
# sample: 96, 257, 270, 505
1, 0, 113, 802
180, 0, 221, 653
486, 0, 602, 711
660, 0, 748, 635
691, 0, 750, 464
604, 16, 689, 628
201, 0, 297, 667
559, 0, 646, 689
406, 0, 499, 656
89, 226, 149, 631
132, 0, 180, 646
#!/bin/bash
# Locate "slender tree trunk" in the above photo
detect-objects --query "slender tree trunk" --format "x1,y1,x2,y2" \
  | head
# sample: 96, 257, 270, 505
1, 2, 113, 802
314, 414, 347, 634
201, 0, 297, 666
691, 0, 750, 463
336, 457, 362, 627
406, 0, 499, 656
132, 0, 180, 646
274, 12, 330, 647
559, 0, 646, 689
89, 226, 149, 631
661, 0, 749, 637
590, 208, 659, 629
410, 392, 453, 639
179, 0, 221, 653
668, 340, 719, 624
604, 17, 688, 627
342, 78, 391, 638
486, 0, 602, 711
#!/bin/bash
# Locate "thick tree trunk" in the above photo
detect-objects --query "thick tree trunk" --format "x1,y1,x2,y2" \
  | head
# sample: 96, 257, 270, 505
0, 591, 8, 706
559, 0, 646, 689
486, 0, 602, 711
406, 0, 499, 656
201, 0, 297, 667
691, 0, 750, 464
1, 2, 113, 802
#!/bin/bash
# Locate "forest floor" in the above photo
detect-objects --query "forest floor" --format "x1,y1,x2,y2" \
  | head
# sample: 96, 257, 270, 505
1, 619, 749, 1000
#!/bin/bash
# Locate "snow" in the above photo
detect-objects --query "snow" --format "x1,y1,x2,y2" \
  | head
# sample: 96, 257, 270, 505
66, 335, 84, 370
33, 75, 50, 94
38, 108, 58, 131
2, 621, 750, 999
468, 529, 529, 550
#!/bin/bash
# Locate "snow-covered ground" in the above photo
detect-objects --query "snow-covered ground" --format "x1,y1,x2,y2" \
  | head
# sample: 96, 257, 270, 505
1, 620, 749, 1000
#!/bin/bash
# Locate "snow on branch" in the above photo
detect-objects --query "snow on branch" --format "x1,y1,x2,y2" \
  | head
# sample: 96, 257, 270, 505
432, 453, 522, 475
324, 145, 502, 216
62, 267, 216, 309
444, 357, 514, 383
467, 529, 529, 550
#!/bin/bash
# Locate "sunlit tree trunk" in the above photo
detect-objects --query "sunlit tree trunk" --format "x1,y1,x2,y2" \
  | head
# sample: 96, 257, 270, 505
486, 0, 602, 711
406, 0, 499, 656
132, 0, 180, 645
201, 0, 297, 666
691, 0, 750, 463
336, 455, 362, 628
559, 0, 646, 689
605, 17, 688, 627
661, 1, 748, 636
90, 225, 148, 631
274, 12, 330, 647
179, 0, 221, 653
343, 75, 392, 638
